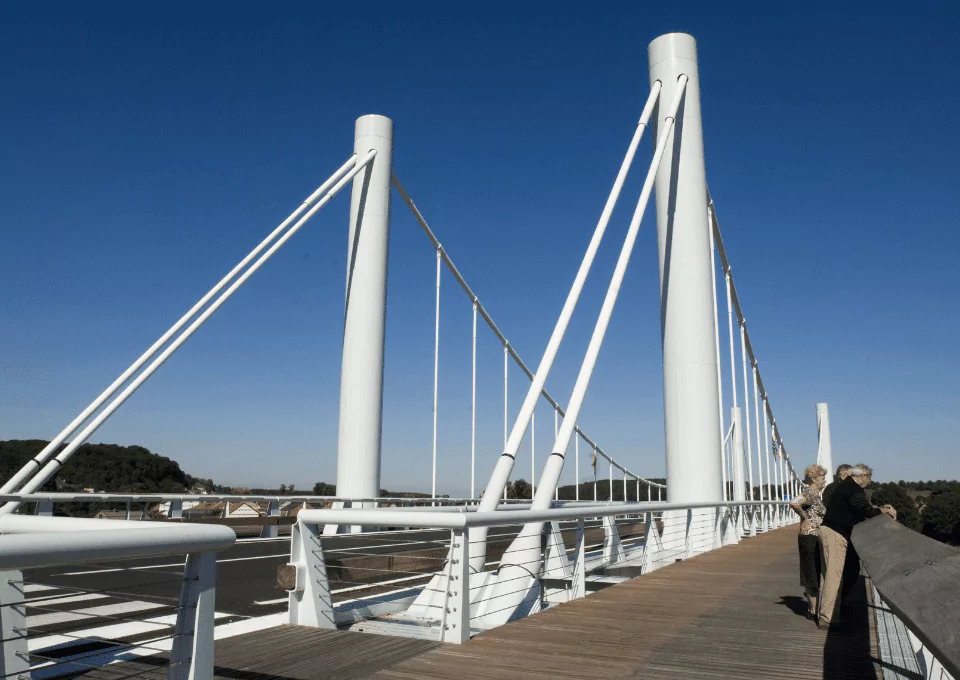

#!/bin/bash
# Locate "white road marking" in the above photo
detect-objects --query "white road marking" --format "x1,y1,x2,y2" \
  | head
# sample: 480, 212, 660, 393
28, 611, 233, 651
29, 600, 166, 628
24, 584, 58, 593
27, 593, 109, 607
57, 552, 289, 576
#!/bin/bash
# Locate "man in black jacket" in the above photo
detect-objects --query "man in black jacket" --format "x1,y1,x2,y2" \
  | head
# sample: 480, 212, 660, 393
818, 463, 895, 628
821, 463, 853, 508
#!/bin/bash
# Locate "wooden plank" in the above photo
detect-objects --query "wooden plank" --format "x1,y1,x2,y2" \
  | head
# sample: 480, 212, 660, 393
80, 527, 884, 680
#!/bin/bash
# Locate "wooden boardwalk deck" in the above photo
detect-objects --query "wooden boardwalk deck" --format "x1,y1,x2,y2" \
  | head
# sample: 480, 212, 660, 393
85, 526, 882, 680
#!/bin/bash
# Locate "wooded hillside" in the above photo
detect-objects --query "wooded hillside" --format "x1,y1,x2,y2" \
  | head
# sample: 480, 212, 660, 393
0, 439, 205, 493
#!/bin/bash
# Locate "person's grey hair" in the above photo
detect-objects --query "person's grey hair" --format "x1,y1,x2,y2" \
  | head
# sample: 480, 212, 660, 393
850, 463, 873, 477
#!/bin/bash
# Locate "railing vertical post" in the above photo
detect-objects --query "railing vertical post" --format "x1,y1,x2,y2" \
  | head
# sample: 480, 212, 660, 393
260, 500, 280, 539
571, 518, 586, 599
0, 571, 28, 679
574, 435, 580, 501
336, 114, 394, 510
649, 33, 723, 554
169, 499, 183, 520
608, 461, 613, 501
442, 528, 470, 644
169, 552, 216, 680
287, 521, 335, 628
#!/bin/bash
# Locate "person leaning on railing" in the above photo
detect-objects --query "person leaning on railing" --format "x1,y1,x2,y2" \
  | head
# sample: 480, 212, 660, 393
821, 463, 852, 508
788, 464, 827, 619
817, 463, 896, 629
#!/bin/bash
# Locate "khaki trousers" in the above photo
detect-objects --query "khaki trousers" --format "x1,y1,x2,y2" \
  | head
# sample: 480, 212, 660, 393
818, 525, 847, 623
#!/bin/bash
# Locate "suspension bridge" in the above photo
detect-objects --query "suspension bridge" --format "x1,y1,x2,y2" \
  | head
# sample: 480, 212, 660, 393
1, 32, 956, 680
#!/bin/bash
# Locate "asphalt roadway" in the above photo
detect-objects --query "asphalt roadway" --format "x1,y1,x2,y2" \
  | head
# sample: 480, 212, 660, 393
24, 525, 526, 620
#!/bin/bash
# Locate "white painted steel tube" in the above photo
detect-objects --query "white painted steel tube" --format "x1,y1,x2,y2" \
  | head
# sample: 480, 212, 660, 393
431, 250, 441, 499
725, 273, 738, 410
731, 407, 746, 502
816, 402, 834, 477
753, 367, 764, 501
526, 77, 688, 511
336, 115, 393, 503
297, 500, 782, 531
649, 34, 722, 506
0, 515, 173, 532
0, 525, 235, 570
763, 396, 772, 502
0, 156, 358, 498
471, 304, 477, 498
9, 152, 377, 505
503, 346, 508, 447
531, 412, 536, 496
740, 325, 755, 499
710, 218, 727, 500
477, 82, 662, 507
467, 84, 663, 570
575, 435, 580, 501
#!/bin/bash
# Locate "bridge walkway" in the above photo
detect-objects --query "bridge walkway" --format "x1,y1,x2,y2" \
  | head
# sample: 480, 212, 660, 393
87, 526, 882, 680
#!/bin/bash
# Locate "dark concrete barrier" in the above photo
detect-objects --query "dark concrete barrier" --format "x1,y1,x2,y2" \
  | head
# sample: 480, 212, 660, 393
852, 515, 960, 678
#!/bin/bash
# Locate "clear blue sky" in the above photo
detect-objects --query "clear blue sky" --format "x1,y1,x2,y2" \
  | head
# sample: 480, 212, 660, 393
3, 3, 958, 494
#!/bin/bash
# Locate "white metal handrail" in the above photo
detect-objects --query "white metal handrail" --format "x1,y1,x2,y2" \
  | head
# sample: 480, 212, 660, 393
0, 522, 235, 569
286, 499, 795, 644
0, 516, 235, 680
296, 500, 785, 530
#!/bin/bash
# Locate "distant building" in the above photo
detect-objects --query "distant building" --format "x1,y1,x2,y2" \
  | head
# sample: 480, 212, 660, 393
94, 510, 132, 520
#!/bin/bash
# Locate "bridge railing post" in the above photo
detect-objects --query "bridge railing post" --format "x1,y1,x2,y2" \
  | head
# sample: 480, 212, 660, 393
260, 499, 280, 539
169, 552, 216, 680
286, 521, 335, 629
0, 570, 29, 679
571, 519, 587, 598
441, 528, 470, 644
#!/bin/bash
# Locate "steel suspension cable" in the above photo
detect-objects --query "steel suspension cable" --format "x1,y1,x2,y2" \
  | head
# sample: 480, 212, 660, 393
471, 303, 477, 498
391, 91, 666, 495
431, 249, 441, 499
740, 324, 755, 500
709, 209, 727, 500
708, 196, 794, 477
